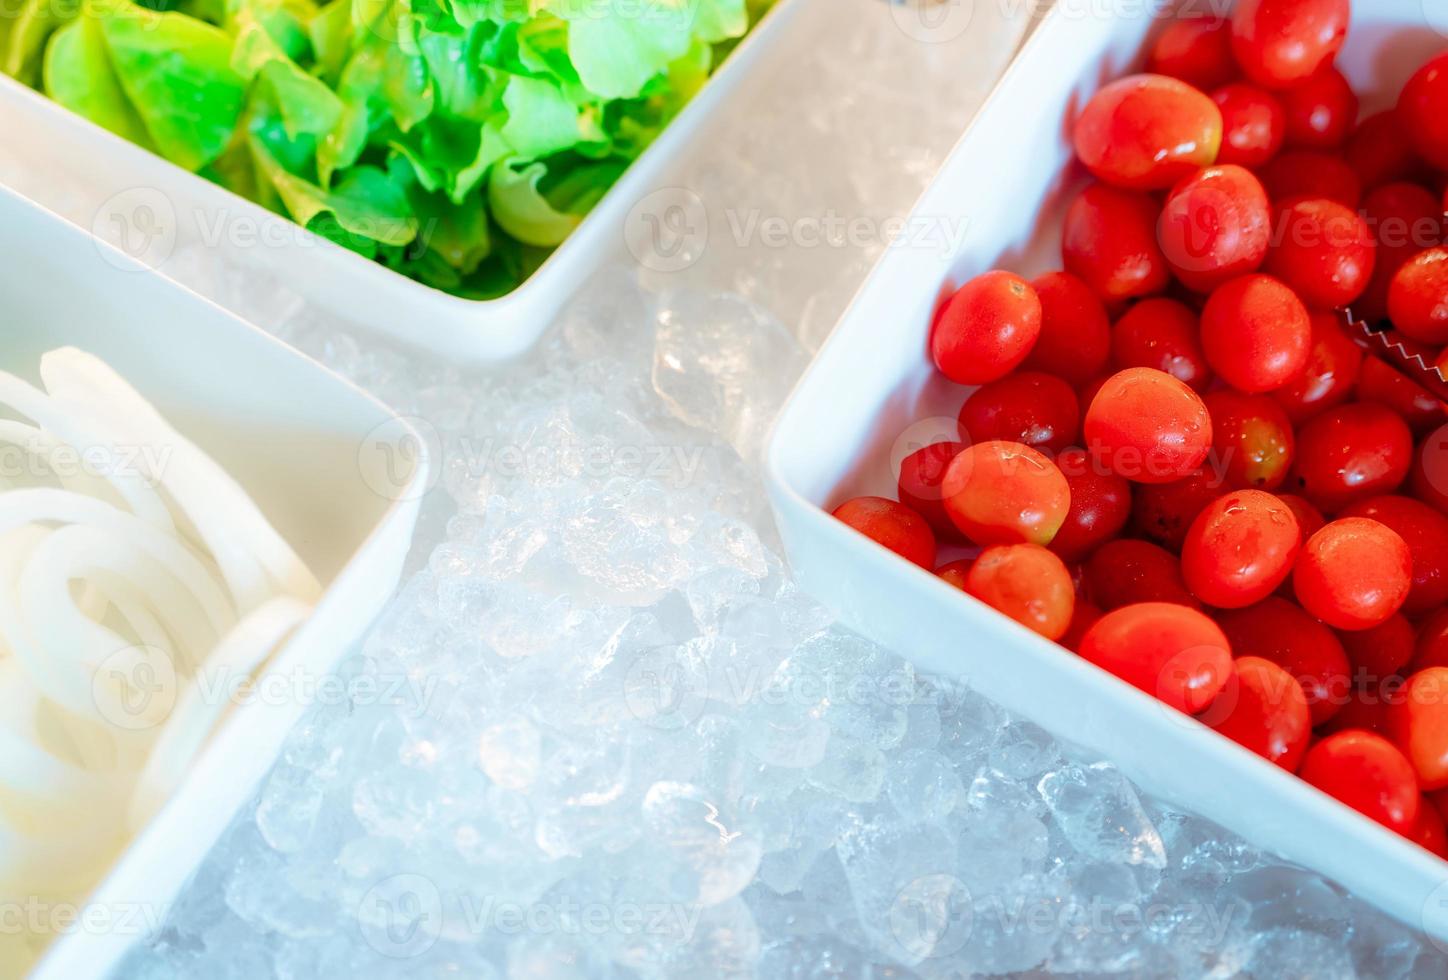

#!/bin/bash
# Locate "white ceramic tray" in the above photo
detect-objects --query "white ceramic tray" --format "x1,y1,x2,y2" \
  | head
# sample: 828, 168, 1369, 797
0, 0, 802, 363
766, 0, 1448, 945
0, 185, 429, 978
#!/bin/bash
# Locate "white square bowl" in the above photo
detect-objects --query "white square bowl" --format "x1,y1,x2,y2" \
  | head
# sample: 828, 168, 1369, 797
0, 184, 429, 978
766, 0, 1448, 945
0, 0, 803, 363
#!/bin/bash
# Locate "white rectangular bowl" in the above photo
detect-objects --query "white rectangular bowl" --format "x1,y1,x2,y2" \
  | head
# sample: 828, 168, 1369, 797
0, 0, 802, 363
0, 184, 429, 978
766, 0, 1448, 945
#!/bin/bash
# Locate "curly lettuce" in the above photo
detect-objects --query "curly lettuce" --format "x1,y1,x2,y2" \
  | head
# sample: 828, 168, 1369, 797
11, 0, 767, 297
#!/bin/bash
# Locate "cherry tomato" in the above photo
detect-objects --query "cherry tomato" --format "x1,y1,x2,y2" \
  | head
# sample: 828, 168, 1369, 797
1131, 468, 1224, 551
1079, 601, 1233, 713
1413, 796, 1448, 857
1263, 198, 1376, 309
1205, 656, 1311, 771
1358, 182, 1446, 323
1338, 613, 1416, 686
1279, 65, 1357, 149
1210, 83, 1285, 167
1409, 427, 1448, 517
832, 496, 937, 570
1110, 299, 1213, 392
1299, 730, 1420, 835
1205, 390, 1295, 491
1085, 367, 1213, 483
1289, 402, 1413, 512
1158, 165, 1272, 292
958, 372, 1080, 455
1270, 310, 1363, 423
965, 544, 1076, 640
898, 440, 967, 538
1389, 249, 1448, 345
1085, 539, 1200, 611
1294, 517, 1413, 631
1200, 274, 1311, 393
1059, 599, 1104, 654
1319, 684, 1396, 737
1346, 111, 1431, 192
1049, 448, 1132, 563
1258, 150, 1362, 208
1230, 0, 1349, 89
1341, 495, 1448, 614
1276, 493, 1327, 542
1217, 596, 1351, 725
1147, 17, 1238, 91
1398, 51, 1448, 171
1023, 271, 1113, 384
936, 558, 975, 591
1182, 489, 1301, 608
1073, 74, 1224, 190
1389, 667, 1448, 791
1062, 184, 1172, 302
1413, 609, 1448, 675
931, 270, 1042, 385
941, 440, 1070, 547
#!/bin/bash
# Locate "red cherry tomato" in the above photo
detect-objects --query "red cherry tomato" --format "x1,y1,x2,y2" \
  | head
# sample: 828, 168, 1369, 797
1389, 249, 1448, 345
1200, 274, 1311, 393
1158, 165, 1272, 292
832, 497, 937, 570
1389, 667, 1448, 791
1319, 684, 1396, 737
1290, 402, 1413, 512
1205, 390, 1296, 491
1270, 310, 1363, 423
1079, 601, 1233, 713
1341, 495, 1448, 615
1182, 489, 1301, 608
1299, 730, 1420, 835
1210, 83, 1286, 168
1258, 150, 1362, 208
1049, 448, 1132, 563
941, 440, 1070, 547
1276, 493, 1327, 542
1085, 538, 1200, 611
1059, 599, 1104, 654
958, 372, 1080, 455
1023, 271, 1112, 384
1294, 518, 1413, 631
1413, 796, 1448, 857
1131, 468, 1224, 551
1073, 74, 1224, 190
1263, 198, 1376, 309
898, 440, 967, 539
1358, 182, 1447, 323
1062, 184, 1172, 302
936, 558, 974, 591
1230, 0, 1349, 89
1279, 65, 1357, 149
1110, 299, 1213, 393
1085, 367, 1213, 484
1410, 428, 1448, 517
1217, 596, 1351, 726
1147, 17, 1238, 91
965, 544, 1076, 640
1346, 112, 1431, 192
1398, 51, 1448, 171
1338, 613, 1416, 686
1413, 609, 1448, 674
931, 270, 1042, 385
1205, 656, 1311, 771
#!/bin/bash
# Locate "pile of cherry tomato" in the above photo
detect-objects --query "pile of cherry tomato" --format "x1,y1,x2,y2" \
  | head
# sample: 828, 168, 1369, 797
833, 0, 1448, 854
